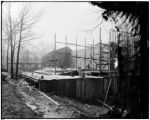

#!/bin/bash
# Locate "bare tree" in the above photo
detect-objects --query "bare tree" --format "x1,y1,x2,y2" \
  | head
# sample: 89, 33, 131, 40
15, 4, 41, 79
2, 3, 19, 78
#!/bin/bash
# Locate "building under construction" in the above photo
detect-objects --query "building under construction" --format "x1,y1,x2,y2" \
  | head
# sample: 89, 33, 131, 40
42, 47, 73, 69
5, 26, 146, 118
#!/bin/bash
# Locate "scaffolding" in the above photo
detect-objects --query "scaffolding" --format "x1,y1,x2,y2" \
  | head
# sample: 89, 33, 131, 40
52, 27, 116, 76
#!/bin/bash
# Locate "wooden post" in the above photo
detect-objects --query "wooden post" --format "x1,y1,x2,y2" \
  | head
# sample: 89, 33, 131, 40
93, 39, 95, 70
85, 38, 86, 70
54, 33, 56, 75
103, 78, 112, 109
76, 36, 77, 70
109, 30, 111, 76
65, 35, 67, 68
91, 42, 92, 69
99, 27, 101, 76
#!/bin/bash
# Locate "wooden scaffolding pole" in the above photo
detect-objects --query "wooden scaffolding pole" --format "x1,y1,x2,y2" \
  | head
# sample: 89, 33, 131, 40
54, 33, 56, 75
76, 36, 77, 70
65, 35, 67, 68
103, 29, 112, 109
109, 30, 111, 76
99, 27, 101, 76
85, 38, 86, 69
93, 39, 95, 69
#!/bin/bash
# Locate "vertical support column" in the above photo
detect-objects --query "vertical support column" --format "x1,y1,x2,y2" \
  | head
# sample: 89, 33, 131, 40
90, 42, 92, 69
109, 29, 111, 76
36, 52, 38, 70
76, 36, 77, 70
65, 35, 67, 69
54, 33, 56, 75
93, 39, 94, 69
99, 27, 101, 76
41, 46, 42, 69
85, 38, 86, 70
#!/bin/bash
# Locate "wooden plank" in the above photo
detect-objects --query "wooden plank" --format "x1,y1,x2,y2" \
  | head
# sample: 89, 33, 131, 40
8, 81, 16, 86
73, 79, 76, 98
97, 99, 112, 110
76, 78, 82, 100
95, 78, 98, 99
39, 80, 46, 92
39, 91, 60, 106
84, 78, 86, 101
65, 79, 69, 97
57, 80, 61, 95
85, 78, 89, 100
76, 79, 79, 100
91, 79, 95, 99
81, 78, 85, 101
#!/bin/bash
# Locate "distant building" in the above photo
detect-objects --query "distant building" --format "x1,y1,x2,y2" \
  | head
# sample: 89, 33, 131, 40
42, 43, 111, 72
42, 47, 73, 68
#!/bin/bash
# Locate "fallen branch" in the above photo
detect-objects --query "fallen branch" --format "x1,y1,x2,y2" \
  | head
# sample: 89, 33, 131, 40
39, 91, 60, 106
97, 99, 112, 110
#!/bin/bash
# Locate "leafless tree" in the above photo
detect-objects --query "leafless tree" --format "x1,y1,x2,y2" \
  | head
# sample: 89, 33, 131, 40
15, 4, 41, 79
2, 3, 41, 79
2, 3, 19, 78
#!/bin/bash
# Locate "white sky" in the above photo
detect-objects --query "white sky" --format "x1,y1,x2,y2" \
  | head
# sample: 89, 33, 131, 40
2, 2, 113, 53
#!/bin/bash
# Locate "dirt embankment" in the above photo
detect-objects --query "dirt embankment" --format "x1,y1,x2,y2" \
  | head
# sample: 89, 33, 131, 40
2, 77, 109, 118
16, 79, 109, 118
2, 80, 43, 119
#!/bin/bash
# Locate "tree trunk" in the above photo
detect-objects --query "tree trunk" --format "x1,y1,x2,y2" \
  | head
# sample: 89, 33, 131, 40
15, 20, 23, 79
6, 41, 9, 72
11, 44, 14, 79
15, 40, 21, 79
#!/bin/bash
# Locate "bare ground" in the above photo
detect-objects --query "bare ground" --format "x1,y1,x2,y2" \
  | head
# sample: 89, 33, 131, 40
2, 80, 43, 119
2, 78, 109, 118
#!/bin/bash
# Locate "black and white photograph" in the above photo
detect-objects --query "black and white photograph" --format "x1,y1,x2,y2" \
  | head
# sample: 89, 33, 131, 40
1, 1, 149, 119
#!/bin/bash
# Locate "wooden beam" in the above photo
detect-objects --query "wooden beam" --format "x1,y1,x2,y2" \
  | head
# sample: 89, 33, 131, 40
97, 99, 112, 110
8, 81, 17, 86
39, 91, 60, 106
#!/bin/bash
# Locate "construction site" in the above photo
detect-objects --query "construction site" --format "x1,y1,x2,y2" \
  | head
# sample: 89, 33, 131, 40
2, 2, 149, 119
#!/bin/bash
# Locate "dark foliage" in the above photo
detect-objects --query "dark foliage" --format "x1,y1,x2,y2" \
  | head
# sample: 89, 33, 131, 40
91, 1, 149, 118
91, 2, 148, 17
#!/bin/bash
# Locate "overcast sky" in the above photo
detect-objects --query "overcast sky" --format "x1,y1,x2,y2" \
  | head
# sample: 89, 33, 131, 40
3, 2, 113, 53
